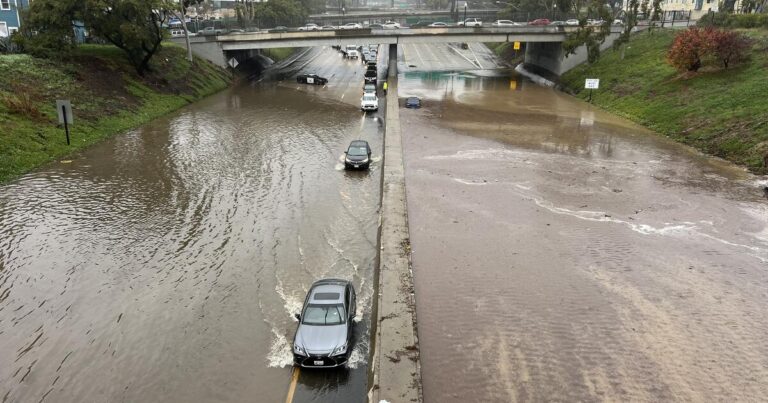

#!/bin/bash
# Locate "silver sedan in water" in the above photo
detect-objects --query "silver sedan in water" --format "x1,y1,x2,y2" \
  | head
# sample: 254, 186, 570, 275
293, 279, 357, 368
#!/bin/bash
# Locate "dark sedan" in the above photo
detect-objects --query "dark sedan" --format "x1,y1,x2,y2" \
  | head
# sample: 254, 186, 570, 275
344, 140, 372, 170
293, 279, 357, 368
405, 97, 422, 108
297, 74, 328, 85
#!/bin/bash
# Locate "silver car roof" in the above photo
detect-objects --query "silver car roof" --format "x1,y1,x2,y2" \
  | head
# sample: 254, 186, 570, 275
309, 283, 346, 305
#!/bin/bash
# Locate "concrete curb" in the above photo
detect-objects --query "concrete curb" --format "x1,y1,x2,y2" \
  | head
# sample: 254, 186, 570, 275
369, 44, 423, 403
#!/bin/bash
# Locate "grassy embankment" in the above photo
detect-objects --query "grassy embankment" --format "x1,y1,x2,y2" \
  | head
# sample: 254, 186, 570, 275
262, 47, 297, 62
0, 43, 230, 183
485, 42, 526, 66
561, 29, 768, 174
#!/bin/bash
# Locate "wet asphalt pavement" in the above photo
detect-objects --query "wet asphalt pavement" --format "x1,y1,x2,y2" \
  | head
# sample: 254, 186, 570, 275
4, 41, 767, 403
0, 46, 384, 403
399, 65, 768, 401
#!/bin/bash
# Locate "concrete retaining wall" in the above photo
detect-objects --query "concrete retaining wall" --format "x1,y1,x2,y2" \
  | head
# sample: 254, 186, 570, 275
370, 44, 422, 403
524, 31, 621, 76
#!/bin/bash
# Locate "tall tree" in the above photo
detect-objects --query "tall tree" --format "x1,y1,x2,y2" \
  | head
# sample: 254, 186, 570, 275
562, 0, 612, 63
82, 0, 172, 76
168, 0, 204, 62
253, 0, 308, 28
613, 0, 639, 59
18, 0, 81, 58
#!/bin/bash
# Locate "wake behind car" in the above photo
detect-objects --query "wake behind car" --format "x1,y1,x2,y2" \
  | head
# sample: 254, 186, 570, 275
344, 140, 372, 170
297, 73, 328, 85
293, 279, 357, 368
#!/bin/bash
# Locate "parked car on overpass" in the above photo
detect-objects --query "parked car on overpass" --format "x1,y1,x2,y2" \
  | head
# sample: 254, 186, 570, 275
298, 23, 320, 31
340, 22, 363, 29
457, 18, 483, 27
528, 18, 552, 25
427, 22, 449, 28
382, 21, 401, 29
491, 20, 523, 27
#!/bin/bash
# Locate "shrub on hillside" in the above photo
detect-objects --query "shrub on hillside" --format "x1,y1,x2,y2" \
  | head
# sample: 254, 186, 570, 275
667, 27, 752, 72
709, 29, 753, 68
667, 27, 711, 72
1, 90, 41, 120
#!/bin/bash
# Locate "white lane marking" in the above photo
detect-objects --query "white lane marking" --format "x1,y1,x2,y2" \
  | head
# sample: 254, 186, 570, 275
412, 44, 427, 66
467, 43, 483, 69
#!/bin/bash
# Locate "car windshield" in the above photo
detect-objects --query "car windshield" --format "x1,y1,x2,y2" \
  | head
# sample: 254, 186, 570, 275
363, 95, 376, 101
348, 146, 368, 156
302, 304, 346, 325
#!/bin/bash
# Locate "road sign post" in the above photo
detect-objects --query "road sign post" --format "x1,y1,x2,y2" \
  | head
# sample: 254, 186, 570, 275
227, 57, 239, 81
56, 100, 73, 145
584, 78, 600, 103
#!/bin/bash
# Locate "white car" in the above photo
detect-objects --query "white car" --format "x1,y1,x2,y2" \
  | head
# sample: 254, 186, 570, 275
382, 21, 401, 29
346, 49, 359, 59
565, 19, 580, 26
298, 23, 320, 31
340, 23, 363, 30
428, 22, 449, 27
361, 93, 379, 111
458, 18, 482, 27
491, 20, 521, 27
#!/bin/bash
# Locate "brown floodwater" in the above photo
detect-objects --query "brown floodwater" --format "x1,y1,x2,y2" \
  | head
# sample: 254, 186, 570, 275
0, 47, 383, 403
400, 70, 768, 402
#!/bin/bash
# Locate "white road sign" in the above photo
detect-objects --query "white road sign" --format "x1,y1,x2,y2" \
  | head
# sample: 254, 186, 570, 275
56, 100, 73, 124
585, 79, 600, 89
228, 57, 239, 68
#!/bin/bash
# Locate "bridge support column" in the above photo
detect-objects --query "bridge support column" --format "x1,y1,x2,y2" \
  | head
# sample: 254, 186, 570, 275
523, 32, 622, 77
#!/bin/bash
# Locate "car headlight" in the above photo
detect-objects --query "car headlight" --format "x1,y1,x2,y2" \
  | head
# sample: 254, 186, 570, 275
294, 344, 306, 356
331, 343, 347, 356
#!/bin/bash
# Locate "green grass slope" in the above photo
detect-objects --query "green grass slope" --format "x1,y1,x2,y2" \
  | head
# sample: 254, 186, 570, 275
561, 29, 768, 174
0, 44, 230, 183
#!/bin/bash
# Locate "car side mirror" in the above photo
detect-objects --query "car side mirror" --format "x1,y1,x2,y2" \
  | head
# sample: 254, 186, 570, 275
295, 313, 301, 320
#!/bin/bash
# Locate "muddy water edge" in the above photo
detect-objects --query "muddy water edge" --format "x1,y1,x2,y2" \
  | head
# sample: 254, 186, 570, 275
400, 71, 768, 402
0, 47, 384, 403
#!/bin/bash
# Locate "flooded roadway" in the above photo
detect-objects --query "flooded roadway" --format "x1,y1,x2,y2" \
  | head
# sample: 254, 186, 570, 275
399, 65, 768, 400
0, 47, 383, 402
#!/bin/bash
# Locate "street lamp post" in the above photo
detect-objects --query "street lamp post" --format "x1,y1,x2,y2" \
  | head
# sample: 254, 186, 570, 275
464, 4, 467, 24
552, 2, 557, 20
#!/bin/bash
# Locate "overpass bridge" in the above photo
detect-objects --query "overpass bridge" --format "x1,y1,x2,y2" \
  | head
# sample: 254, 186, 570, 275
178, 26, 622, 77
